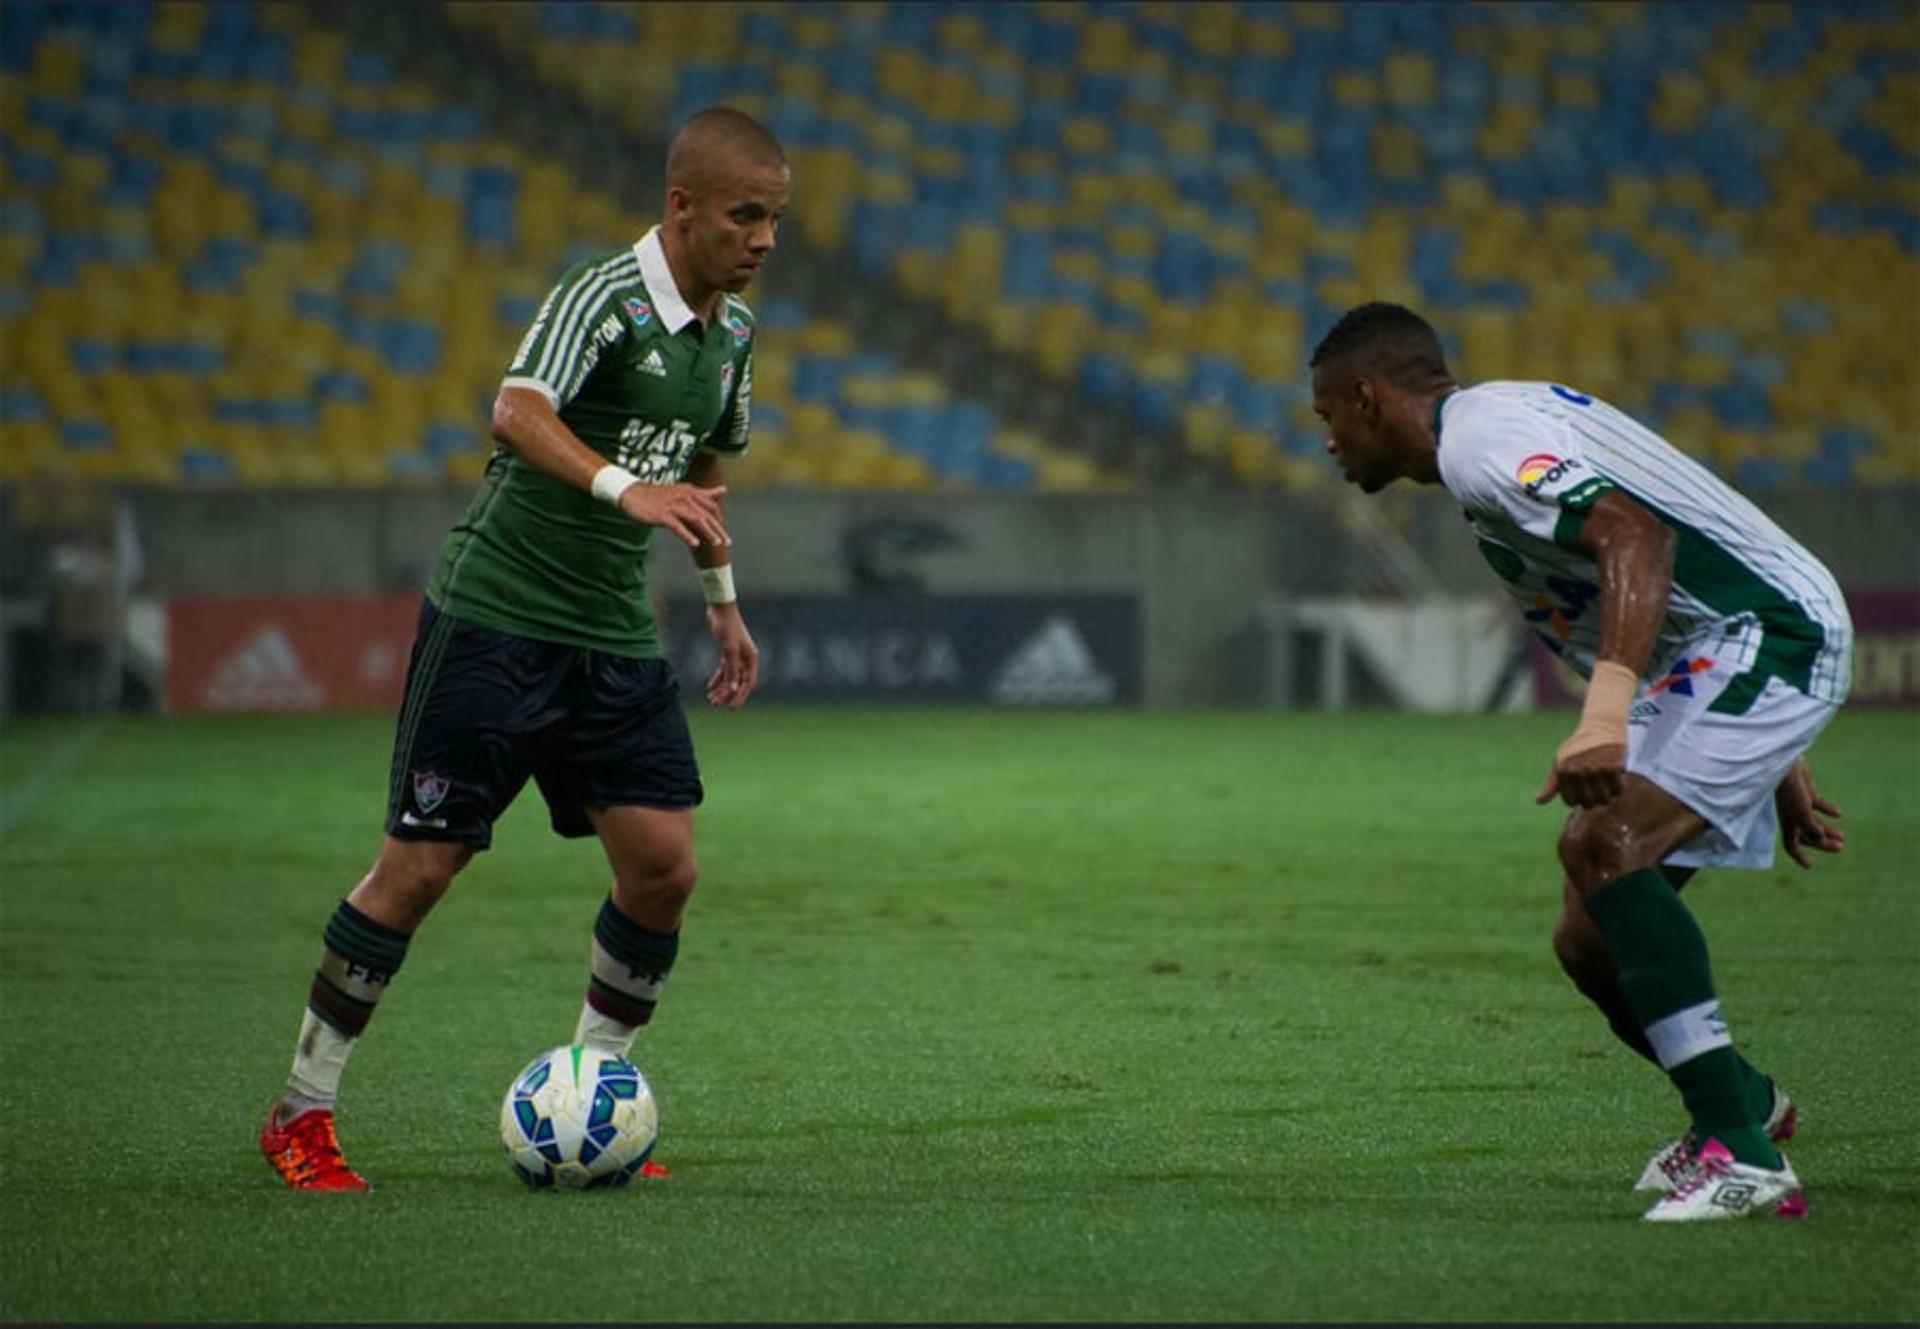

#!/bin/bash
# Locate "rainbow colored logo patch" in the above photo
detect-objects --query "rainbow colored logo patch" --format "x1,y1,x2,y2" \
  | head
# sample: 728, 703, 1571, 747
1515, 453, 1561, 486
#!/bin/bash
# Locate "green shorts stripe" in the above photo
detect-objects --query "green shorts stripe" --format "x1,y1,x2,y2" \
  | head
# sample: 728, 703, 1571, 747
385, 605, 458, 817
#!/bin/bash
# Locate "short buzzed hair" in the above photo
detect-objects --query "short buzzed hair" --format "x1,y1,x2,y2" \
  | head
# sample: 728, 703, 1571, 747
1310, 302, 1452, 390
665, 107, 786, 193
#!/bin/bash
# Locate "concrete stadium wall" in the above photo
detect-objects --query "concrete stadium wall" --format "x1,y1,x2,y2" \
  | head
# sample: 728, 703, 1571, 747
92, 484, 1920, 706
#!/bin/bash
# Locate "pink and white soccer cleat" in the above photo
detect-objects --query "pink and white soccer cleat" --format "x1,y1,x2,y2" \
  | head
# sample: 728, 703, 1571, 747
1641, 1138, 1806, 1222
1635, 1085, 1797, 1193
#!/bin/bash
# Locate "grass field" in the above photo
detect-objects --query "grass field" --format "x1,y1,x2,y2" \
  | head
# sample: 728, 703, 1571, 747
1, 707, 1915, 1323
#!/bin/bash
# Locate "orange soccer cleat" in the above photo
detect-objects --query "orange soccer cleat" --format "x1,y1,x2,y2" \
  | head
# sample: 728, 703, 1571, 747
260, 1104, 369, 1192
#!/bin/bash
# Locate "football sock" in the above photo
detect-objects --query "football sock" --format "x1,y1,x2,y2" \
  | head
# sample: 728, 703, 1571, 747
575, 896, 679, 1054
1565, 960, 1660, 1064
1742, 1063, 1778, 1126
1568, 958, 1778, 1116
285, 899, 412, 1108
282, 1013, 351, 1116
1583, 869, 1782, 1169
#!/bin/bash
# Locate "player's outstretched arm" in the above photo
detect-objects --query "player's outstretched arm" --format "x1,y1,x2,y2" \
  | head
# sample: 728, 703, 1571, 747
683, 451, 758, 710
1776, 756, 1844, 868
1536, 492, 1676, 809
490, 386, 729, 548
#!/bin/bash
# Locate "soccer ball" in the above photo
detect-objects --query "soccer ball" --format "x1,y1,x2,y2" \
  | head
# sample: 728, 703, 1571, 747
500, 1044, 659, 1189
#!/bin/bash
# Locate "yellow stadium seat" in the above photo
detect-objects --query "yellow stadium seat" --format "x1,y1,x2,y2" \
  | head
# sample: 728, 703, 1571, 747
1025, 302, 1089, 380
975, 302, 1027, 355
1182, 403, 1234, 459
893, 250, 945, 302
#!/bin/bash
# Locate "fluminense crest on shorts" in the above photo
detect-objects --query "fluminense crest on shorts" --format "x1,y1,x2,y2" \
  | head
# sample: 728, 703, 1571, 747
413, 771, 450, 813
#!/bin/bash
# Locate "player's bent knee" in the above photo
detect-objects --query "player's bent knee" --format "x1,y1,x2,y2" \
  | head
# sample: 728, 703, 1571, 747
358, 838, 473, 927
1555, 811, 1654, 896
608, 852, 696, 934
609, 842, 696, 900
1551, 906, 1608, 980
647, 852, 698, 908
399, 840, 472, 893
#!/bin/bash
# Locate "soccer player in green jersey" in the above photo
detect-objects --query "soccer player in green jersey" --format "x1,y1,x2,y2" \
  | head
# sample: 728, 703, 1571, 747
1308, 303, 1851, 1222
260, 108, 789, 1191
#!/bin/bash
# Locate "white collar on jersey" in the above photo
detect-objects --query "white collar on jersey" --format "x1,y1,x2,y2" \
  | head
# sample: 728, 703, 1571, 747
633, 226, 700, 334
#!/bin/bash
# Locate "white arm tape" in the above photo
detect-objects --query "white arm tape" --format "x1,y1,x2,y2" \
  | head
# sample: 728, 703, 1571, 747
590, 464, 640, 507
698, 564, 737, 605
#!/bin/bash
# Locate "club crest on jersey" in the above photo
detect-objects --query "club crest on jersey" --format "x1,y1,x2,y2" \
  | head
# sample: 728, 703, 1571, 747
413, 771, 449, 813
1650, 656, 1714, 697
1516, 452, 1581, 494
623, 296, 652, 329
722, 312, 750, 344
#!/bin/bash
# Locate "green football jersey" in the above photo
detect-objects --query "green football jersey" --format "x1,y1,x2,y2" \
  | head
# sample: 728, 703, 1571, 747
426, 227, 754, 656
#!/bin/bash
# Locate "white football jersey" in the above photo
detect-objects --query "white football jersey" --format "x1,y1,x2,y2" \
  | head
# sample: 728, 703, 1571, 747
1434, 381, 1851, 714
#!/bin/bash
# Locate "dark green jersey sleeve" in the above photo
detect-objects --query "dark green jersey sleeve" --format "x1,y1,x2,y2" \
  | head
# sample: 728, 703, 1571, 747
504, 251, 638, 407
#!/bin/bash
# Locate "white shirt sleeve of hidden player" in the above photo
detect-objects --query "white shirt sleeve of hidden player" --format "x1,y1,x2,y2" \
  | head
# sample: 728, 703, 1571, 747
1435, 387, 1611, 547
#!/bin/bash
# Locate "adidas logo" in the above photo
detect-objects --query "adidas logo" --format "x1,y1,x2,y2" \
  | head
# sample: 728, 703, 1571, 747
990, 616, 1115, 705
638, 348, 668, 377
202, 625, 325, 711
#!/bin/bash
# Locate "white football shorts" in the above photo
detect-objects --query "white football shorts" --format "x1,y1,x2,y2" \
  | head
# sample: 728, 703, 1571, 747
1626, 645, 1844, 870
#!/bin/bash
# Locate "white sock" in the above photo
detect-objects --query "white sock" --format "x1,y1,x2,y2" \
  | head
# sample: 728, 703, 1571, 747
574, 1002, 639, 1056
284, 1010, 355, 1113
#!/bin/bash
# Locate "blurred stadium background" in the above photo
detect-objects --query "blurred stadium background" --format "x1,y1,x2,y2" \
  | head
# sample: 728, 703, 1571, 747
1, 0, 1915, 715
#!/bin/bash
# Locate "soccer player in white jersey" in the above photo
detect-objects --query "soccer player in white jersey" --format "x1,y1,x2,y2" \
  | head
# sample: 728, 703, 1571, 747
1308, 303, 1852, 1222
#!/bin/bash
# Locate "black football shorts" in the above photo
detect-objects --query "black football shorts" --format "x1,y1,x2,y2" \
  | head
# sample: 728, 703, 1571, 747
383, 600, 703, 848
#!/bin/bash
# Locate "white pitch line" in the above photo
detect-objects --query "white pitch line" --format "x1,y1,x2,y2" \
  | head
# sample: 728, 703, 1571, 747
0, 716, 115, 842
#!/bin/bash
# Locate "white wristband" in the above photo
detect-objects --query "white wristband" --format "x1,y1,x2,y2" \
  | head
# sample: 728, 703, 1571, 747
698, 564, 737, 605
590, 463, 639, 507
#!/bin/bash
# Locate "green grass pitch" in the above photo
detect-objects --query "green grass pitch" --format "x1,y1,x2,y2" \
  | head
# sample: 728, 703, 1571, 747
1, 707, 1915, 1322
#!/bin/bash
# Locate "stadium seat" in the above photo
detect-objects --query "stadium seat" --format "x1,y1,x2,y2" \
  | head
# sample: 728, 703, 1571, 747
5, 1, 1913, 493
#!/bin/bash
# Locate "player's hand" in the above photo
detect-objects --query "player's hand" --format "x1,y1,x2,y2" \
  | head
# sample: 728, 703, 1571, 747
1535, 742, 1628, 809
1775, 757, 1843, 869
618, 482, 731, 549
703, 603, 758, 710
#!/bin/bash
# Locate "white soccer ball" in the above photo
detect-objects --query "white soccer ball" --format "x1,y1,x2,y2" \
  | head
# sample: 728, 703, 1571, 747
500, 1044, 659, 1189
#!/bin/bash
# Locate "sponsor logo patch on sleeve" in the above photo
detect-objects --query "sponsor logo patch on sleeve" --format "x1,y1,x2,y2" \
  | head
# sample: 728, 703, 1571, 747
1516, 452, 1582, 494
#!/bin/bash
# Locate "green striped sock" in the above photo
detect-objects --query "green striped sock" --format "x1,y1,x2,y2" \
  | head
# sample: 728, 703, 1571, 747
1584, 869, 1780, 1169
